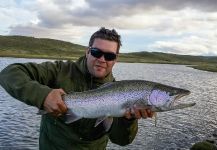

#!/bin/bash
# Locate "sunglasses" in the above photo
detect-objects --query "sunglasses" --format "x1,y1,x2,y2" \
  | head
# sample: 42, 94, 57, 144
89, 47, 117, 61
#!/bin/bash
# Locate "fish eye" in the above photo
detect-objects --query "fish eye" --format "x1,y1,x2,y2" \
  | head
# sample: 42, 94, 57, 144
169, 90, 178, 96
169, 93, 174, 96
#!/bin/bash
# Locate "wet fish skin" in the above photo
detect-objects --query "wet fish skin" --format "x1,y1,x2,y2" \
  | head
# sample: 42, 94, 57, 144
63, 80, 195, 124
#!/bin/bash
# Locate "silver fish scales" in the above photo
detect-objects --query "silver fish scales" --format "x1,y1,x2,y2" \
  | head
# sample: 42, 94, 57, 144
63, 80, 195, 128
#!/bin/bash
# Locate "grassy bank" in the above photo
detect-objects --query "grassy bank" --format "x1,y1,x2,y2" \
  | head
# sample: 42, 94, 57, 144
190, 64, 217, 72
1, 35, 217, 72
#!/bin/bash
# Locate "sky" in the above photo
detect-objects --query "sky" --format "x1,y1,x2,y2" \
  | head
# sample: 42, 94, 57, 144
1, 0, 217, 56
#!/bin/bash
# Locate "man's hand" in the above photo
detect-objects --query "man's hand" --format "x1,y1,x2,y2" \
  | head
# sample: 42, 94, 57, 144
43, 89, 67, 117
124, 107, 155, 119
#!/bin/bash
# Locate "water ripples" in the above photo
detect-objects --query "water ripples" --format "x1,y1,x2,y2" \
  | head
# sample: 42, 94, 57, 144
0, 58, 217, 150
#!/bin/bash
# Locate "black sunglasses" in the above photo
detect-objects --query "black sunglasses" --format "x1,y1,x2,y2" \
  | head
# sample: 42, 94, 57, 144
89, 47, 117, 61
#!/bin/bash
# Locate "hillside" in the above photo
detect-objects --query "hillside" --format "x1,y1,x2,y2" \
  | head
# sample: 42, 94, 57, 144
119, 51, 217, 64
0, 35, 86, 59
0, 35, 216, 72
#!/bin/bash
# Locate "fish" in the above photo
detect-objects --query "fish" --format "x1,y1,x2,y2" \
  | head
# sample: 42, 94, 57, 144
60, 80, 195, 130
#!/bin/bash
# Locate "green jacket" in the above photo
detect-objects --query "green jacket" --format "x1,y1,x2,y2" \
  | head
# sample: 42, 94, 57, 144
0, 56, 138, 150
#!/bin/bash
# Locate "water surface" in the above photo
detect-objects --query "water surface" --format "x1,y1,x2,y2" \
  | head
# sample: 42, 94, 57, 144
0, 57, 216, 150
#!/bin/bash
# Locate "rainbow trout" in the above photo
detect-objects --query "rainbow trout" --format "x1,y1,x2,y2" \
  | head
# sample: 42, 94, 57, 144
61, 80, 195, 129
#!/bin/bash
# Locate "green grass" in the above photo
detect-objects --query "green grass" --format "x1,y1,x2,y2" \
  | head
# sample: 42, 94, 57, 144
1, 35, 217, 72
0, 35, 86, 60
190, 64, 217, 72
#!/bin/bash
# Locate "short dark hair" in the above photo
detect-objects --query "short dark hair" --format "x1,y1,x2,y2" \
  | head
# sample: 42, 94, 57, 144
89, 27, 122, 54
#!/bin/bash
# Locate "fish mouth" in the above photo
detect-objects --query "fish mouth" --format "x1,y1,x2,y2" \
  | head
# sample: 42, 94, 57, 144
170, 91, 196, 109
174, 90, 191, 100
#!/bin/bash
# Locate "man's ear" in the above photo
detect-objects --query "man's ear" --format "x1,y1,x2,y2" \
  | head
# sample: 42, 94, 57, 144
114, 54, 119, 62
85, 48, 89, 58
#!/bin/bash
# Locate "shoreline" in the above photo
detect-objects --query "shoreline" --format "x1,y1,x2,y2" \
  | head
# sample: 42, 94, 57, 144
0, 55, 216, 73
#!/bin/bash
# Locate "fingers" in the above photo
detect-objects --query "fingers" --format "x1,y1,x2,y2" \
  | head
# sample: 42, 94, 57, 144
58, 88, 66, 95
57, 102, 67, 114
140, 109, 148, 119
134, 108, 142, 119
57, 89, 67, 115
124, 107, 156, 120
43, 89, 67, 117
146, 109, 156, 118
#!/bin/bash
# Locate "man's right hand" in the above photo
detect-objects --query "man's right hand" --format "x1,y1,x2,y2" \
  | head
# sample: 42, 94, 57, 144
43, 89, 67, 117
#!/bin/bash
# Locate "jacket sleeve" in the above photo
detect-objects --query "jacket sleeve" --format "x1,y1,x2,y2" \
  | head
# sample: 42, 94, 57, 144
108, 117, 138, 146
0, 61, 61, 109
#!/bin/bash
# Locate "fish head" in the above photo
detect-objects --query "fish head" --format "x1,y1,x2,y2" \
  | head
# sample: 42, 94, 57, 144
148, 84, 195, 111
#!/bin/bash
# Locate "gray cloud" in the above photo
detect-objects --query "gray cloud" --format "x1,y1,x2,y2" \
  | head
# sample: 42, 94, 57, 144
86, 0, 217, 13
4, 0, 217, 56
34, 0, 217, 28
9, 24, 87, 44
149, 35, 217, 56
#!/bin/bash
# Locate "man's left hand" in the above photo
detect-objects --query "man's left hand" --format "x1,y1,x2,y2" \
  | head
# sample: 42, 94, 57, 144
124, 107, 155, 119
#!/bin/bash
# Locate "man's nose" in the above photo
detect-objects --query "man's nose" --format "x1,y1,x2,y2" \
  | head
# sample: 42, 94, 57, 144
97, 55, 106, 62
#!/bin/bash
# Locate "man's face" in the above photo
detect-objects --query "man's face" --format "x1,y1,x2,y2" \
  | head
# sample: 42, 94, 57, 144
86, 38, 118, 78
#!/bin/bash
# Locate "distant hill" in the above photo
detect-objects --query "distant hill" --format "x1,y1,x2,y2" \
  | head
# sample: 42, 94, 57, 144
0, 35, 86, 59
0, 35, 216, 72
119, 51, 217, 64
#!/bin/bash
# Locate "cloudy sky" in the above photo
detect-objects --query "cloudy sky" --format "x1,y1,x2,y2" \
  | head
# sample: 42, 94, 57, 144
1, 0, 217, 56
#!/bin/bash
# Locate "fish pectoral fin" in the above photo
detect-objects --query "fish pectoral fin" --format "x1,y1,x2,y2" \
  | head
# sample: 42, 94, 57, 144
64, 110, 82, 124
95, 117, 107, 127
103, 117, 113, 132
95, 117, 113, 132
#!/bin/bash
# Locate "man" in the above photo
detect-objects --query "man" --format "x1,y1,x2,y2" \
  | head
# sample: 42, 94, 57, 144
0, 27, 154, 150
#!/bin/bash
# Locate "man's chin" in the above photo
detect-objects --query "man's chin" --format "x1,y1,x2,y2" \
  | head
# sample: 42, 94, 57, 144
94, 71, 107, 78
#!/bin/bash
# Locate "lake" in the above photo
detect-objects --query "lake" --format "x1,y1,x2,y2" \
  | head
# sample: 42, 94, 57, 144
0, 57, 217, 150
